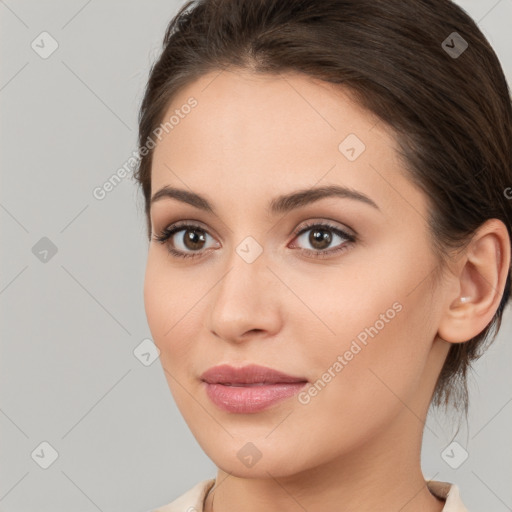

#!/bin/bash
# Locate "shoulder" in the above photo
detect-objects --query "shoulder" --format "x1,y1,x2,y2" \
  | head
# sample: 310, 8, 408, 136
150, 478, 216, 512
427, 480, 471, 512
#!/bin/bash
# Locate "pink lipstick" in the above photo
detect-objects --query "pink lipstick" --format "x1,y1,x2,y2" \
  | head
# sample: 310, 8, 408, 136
200, 364, 308, 413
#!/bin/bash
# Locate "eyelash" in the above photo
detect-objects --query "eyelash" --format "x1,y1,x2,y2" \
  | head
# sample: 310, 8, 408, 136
152, 220, 356, 260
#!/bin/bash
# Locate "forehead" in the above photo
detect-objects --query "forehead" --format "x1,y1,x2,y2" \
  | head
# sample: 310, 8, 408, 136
153, 68, 391, 160
150, 69, 423, 218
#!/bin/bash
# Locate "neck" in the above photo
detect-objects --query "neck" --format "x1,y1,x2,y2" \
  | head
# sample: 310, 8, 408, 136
204, 408, 445, 512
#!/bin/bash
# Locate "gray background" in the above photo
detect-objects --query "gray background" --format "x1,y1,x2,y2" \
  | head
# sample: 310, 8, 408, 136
1, 1, 511, 511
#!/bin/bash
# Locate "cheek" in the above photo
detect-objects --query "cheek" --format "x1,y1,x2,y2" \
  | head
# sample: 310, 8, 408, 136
282, 304, 432, 464
290, 247, 436, 420
143, 253, 201, 363
143, 261, 206, 416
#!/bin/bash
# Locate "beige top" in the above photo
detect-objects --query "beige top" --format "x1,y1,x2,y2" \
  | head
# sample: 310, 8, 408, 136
152, 478, 470, 511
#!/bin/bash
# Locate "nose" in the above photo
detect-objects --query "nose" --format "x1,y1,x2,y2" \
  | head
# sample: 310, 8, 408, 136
206, 249, 283, 345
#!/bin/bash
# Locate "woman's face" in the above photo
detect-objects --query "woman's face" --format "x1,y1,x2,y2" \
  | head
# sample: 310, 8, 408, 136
144, 70, 451, 477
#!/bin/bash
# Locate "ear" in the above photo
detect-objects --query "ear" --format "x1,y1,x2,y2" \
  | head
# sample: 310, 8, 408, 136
437, 219, 511, 344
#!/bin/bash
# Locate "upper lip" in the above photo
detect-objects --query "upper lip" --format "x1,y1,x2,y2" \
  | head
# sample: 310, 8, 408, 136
200, 364, 308, 385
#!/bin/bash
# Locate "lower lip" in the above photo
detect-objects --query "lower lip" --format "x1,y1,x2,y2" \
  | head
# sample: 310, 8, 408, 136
203, 381, 308, 413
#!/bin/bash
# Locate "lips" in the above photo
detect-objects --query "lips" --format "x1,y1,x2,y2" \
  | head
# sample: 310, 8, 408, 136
200, 363, 308, 385
200, 364, 308, 413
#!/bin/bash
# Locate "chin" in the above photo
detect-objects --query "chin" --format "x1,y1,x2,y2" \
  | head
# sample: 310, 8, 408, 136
197, 435, 314, 479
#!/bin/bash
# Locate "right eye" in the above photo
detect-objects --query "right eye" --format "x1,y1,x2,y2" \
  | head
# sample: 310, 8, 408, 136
153, 222, 219, 259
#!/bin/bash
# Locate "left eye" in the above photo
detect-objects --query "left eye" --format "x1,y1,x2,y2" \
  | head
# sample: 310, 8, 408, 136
290, 223, 355, 256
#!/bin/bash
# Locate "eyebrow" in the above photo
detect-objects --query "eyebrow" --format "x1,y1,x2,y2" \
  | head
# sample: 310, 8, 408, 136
150, 184, 380, 215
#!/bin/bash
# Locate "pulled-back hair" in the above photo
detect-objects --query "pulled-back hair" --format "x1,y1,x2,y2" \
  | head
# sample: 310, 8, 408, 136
134, 0, 512, 416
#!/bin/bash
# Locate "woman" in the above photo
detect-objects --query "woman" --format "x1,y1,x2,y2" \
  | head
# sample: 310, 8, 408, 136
134, 0, 512, 510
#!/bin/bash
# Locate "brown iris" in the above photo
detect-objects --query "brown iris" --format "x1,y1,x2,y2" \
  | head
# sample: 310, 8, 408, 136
309, 227, 332, 250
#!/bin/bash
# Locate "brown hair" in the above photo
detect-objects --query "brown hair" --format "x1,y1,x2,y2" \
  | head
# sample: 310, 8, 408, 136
134, 0, 512, 416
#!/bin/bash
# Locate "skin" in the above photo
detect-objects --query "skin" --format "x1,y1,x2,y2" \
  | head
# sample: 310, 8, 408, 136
144, 69, 510, 512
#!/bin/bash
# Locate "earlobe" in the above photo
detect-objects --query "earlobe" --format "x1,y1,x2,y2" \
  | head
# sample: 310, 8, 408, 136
437, 219, 511, 344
